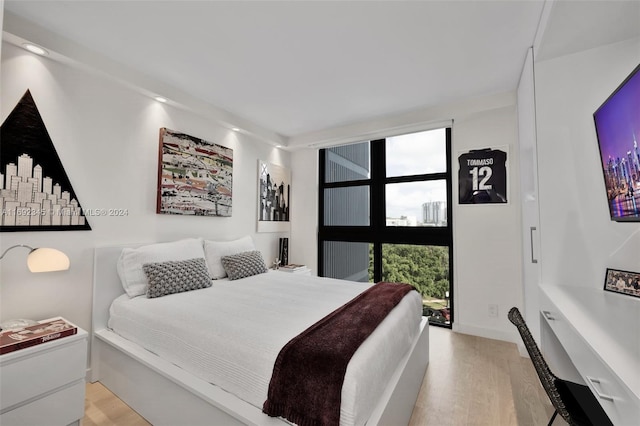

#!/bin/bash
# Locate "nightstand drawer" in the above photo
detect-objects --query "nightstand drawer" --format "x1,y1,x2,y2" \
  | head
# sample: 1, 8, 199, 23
0, 337, 87, 410
0, 379, 85, 426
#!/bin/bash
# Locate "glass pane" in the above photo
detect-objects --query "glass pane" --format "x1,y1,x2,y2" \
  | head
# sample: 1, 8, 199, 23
324, 142, 370, 183
323, 241, 372, 282
324, 186, 369, 226
386, 180, 447, 226
381, 244, 450, 325
386, 128, 447, 177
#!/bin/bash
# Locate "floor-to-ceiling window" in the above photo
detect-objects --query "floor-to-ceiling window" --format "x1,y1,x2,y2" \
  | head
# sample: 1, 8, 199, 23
319, 127, 453, 327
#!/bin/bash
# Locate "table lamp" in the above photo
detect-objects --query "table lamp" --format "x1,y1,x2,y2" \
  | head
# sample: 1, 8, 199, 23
0, 244, 70, 331
0, 244, 70, 272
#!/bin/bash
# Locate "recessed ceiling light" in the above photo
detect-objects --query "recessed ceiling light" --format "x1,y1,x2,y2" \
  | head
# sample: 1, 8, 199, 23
154, 96, 168, 103
231, 127, 240, 132
23, 43, 48, 56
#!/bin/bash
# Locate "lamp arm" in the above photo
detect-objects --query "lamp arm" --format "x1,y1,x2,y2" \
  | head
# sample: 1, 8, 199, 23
0, 245, 36, 260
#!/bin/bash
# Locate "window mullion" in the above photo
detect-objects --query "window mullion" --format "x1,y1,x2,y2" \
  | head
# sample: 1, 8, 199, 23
385, 172, 448, 185
318, 149, 326, 274
373, 242, 382, 283
445, 127, 453, 231
370, 139, 385, 235
370, 140, 386, 283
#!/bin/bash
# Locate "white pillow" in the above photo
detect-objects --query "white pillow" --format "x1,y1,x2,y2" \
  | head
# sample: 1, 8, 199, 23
117, 238, 207, 298
204, 236, 255, 279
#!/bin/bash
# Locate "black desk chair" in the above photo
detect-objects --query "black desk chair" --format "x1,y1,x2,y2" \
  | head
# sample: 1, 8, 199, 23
507, 307, 612, 426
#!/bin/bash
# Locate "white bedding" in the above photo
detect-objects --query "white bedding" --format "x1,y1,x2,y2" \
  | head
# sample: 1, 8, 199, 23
108, 270, 422, 425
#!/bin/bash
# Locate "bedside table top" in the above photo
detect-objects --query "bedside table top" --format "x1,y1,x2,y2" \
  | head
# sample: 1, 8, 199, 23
0, 324, 87, 363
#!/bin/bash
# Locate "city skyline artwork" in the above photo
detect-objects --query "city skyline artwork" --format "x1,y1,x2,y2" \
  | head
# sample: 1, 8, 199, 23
0, 90, 90, 231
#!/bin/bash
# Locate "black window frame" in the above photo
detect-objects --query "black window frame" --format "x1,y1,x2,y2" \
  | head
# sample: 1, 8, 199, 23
318, 127, 454, 327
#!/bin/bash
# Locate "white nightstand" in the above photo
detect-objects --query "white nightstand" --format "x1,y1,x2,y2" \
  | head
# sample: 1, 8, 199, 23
0, 324, 88, 426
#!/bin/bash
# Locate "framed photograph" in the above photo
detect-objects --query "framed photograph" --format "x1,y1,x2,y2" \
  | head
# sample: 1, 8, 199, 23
257, 160, 291, 232
156, 128, 233, 217
603, 268, 640, 298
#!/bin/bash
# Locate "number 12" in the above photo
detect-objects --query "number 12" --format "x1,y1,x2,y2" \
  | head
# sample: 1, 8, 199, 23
470, 166, 492, 190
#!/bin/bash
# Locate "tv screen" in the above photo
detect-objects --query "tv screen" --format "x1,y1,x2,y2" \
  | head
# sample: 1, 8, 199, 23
593, 63, 640, 222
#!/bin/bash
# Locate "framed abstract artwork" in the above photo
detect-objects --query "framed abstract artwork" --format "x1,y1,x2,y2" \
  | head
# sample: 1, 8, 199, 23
156, 128, 233, 217
257, 160, 291, 232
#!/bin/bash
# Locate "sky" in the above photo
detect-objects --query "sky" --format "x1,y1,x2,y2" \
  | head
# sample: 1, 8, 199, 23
385, 128, 448, 220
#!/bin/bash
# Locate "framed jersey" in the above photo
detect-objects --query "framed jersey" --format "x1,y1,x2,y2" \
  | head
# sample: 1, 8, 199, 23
458, 147, 508, 204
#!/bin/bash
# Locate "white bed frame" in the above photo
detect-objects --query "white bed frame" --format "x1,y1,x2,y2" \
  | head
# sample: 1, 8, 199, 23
90, 245, 429, 425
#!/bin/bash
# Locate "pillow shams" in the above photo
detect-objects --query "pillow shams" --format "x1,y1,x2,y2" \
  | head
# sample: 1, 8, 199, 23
117, 238, 207, 298
221, 250, 268, 280
204, 236, 255, 279
143, 258, 212, 298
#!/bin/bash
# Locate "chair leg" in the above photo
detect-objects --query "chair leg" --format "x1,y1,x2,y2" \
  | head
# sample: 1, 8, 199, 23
547, 410, 558, 426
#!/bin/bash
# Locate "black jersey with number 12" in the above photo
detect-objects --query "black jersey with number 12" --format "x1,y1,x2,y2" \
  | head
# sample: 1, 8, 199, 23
458, 148, 507, 204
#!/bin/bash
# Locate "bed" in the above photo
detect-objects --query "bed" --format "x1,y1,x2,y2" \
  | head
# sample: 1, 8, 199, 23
90, 240, 429, 426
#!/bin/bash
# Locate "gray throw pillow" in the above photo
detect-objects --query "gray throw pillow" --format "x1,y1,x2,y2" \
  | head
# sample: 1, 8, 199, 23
220, 250, 268, 280
143, 257, 212, 298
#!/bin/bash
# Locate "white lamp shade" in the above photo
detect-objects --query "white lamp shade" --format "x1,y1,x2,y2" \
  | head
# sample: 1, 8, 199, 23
26, 248, 70, 272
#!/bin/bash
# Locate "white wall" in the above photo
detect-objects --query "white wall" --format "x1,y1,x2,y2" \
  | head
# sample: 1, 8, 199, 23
452, 105, 523, 341
291, 93, 524, 343
290, 148, 319, 273
0, 42, 290, 332
535, 37, 640, 289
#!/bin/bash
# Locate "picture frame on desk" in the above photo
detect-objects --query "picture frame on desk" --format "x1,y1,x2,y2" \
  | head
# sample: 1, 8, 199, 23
603, 268, 640, 299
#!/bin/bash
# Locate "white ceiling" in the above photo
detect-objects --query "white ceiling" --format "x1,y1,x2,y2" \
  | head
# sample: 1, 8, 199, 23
3, 1, 639, 142
535, 0, 640, 63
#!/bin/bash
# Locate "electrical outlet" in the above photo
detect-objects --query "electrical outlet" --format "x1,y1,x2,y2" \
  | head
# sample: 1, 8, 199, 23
488, 304, 499, 318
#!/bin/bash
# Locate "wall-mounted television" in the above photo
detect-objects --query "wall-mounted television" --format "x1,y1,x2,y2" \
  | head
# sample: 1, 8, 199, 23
593, 63, 640, 222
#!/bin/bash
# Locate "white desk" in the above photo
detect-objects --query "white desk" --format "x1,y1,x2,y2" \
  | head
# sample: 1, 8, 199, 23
539, 285, 639, 425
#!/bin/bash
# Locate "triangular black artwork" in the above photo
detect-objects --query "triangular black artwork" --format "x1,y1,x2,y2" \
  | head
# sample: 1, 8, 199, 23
1, 90, 91, 231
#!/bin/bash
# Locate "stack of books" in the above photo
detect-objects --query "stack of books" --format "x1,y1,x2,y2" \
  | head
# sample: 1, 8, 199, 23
279, 264, 309, 273
0, 317, 77, 355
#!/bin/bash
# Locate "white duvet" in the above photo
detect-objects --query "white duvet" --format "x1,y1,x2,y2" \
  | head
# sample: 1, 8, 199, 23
108, 270, 422, 425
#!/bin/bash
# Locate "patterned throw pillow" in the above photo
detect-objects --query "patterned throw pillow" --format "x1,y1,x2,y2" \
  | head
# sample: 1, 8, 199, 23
220, 250, 268, 280
143, 258, 212, 298
204, 236, 255, 279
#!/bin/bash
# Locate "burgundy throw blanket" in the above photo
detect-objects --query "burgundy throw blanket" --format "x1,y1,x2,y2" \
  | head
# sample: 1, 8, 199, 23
262, 281, 415, 426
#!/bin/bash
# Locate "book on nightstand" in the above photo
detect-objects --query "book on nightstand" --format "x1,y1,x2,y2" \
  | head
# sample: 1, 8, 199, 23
0, 317, 77, 355
280, 264, 309, 273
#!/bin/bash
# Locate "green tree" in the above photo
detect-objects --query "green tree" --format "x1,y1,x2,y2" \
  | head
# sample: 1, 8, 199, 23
369, 244, 449, 300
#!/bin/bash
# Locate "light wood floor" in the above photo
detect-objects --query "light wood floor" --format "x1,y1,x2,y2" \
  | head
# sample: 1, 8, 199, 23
408, 326, 561, 426
83, 326, 561, 425
83, 380, 150, 426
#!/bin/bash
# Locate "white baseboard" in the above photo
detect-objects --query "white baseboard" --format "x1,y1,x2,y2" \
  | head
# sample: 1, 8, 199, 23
452, 323, 518, 345
452, 323, 530, 358
516, 342, 529, 358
